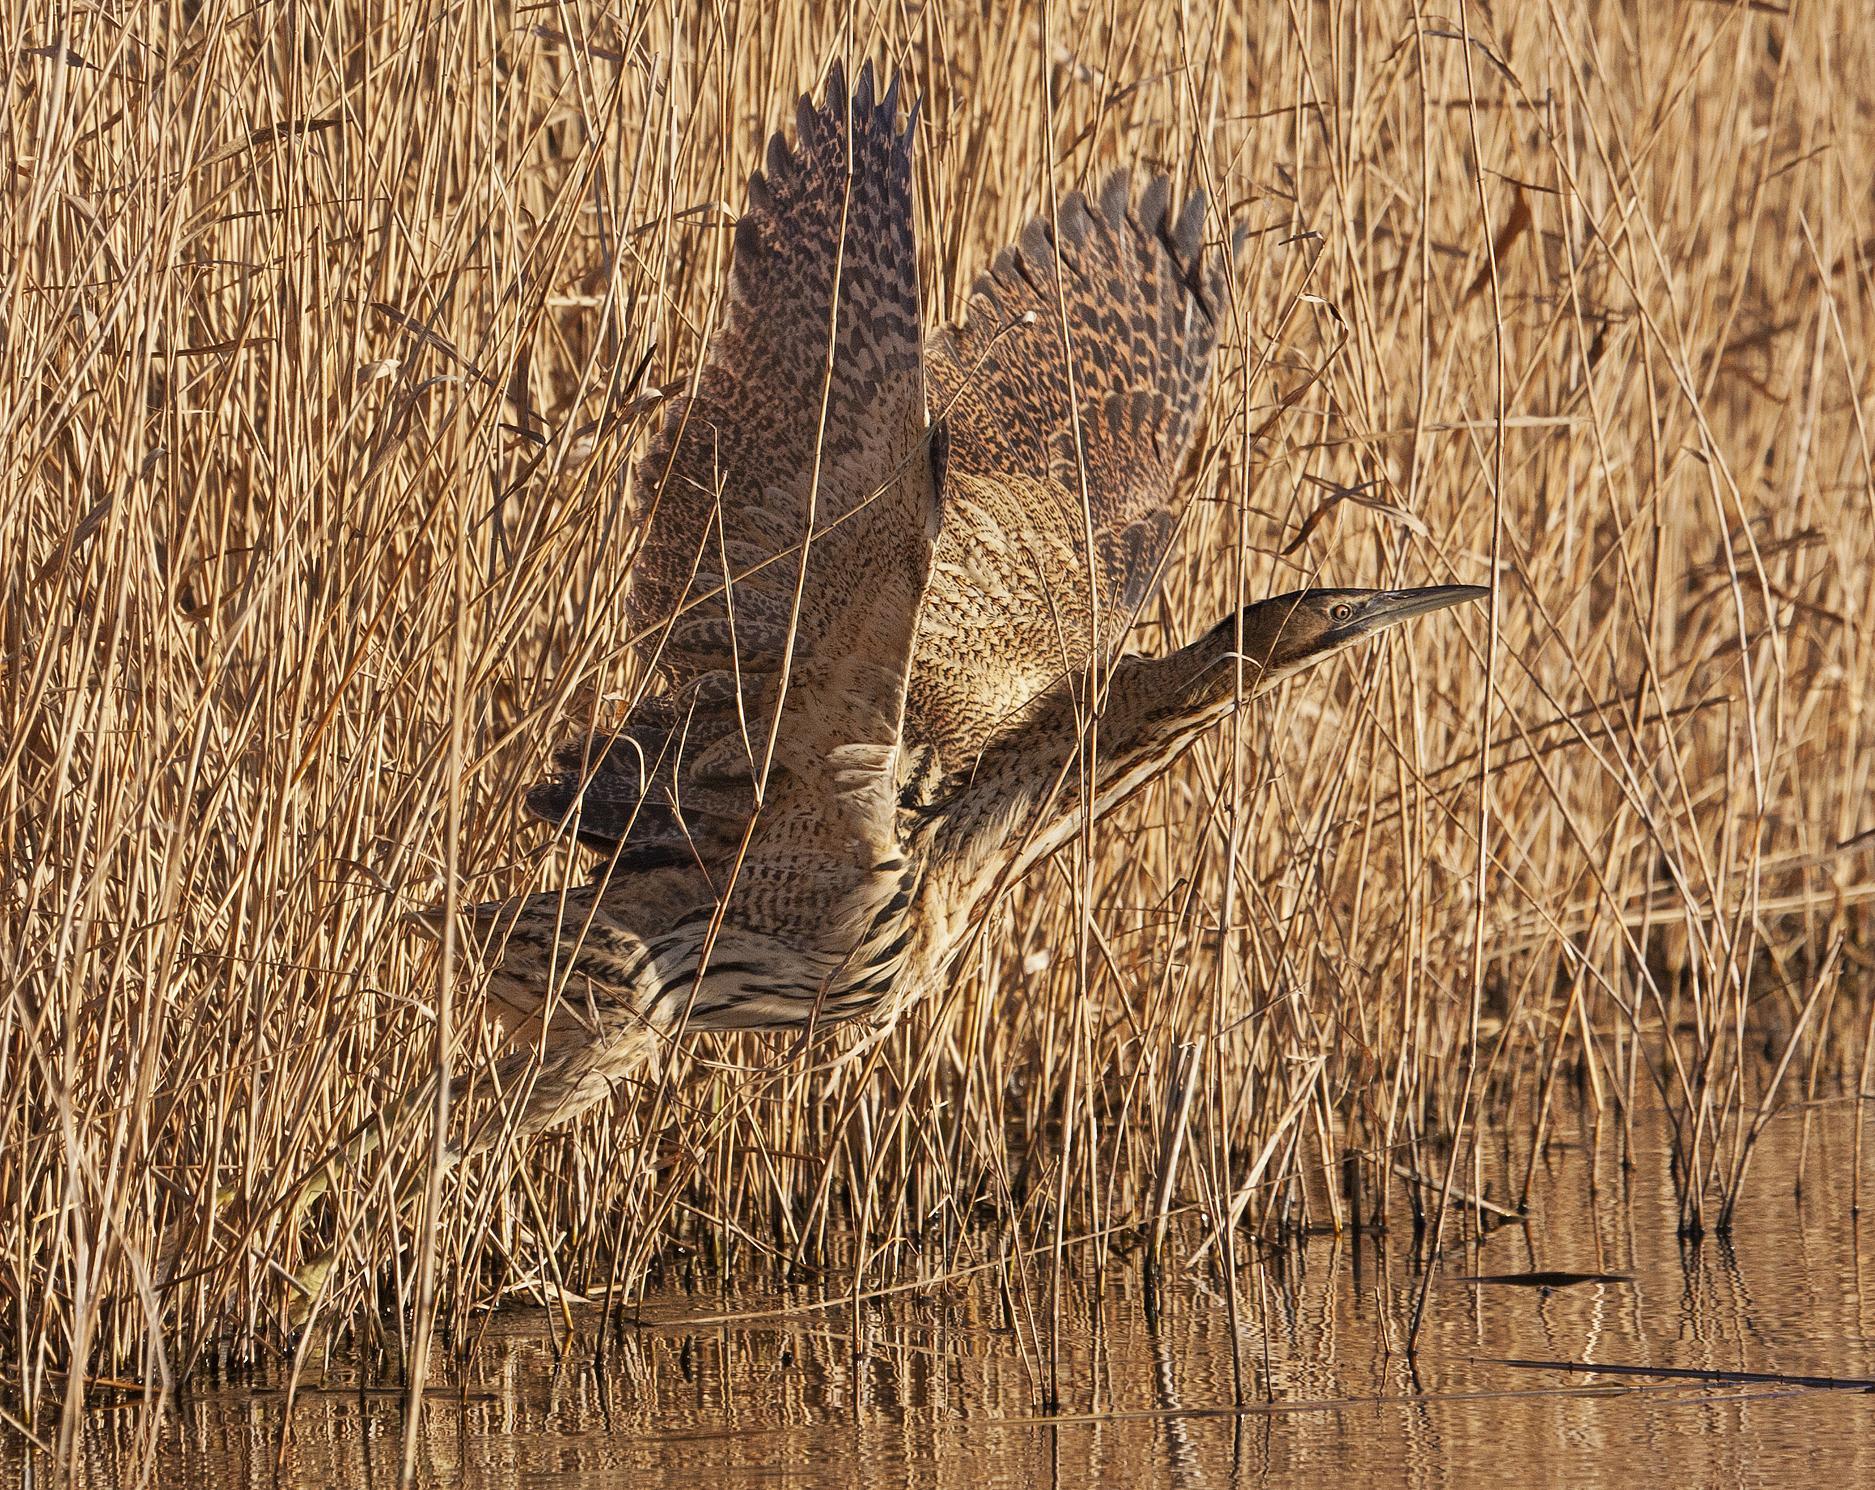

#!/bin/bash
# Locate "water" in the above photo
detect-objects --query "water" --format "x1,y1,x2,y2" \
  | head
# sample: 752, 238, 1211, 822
14, 1103, 1875, 1487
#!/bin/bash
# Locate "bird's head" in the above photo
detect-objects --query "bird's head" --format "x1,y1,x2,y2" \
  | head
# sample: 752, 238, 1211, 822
1210, 585, 1490, 691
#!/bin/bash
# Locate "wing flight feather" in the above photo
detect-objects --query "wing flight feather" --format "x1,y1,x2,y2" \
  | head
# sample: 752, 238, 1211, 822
909, 174, 1234, 772
530, 62, 937, 936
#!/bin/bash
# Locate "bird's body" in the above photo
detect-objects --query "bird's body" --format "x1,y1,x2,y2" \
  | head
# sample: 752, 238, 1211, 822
438, 63, 1486, 1148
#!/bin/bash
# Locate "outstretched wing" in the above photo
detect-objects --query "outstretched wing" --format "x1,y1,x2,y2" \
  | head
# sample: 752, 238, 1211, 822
529, 62, 936, 926
909, 173, 1232, 773
628, 61, 934, 702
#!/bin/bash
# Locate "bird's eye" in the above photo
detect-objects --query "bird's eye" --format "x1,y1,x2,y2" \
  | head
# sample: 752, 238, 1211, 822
1330, 602, 1354, 623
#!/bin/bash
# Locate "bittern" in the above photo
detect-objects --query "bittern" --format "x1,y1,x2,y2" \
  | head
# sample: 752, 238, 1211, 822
234, 64, 1484, 1299
478, 64, 1484, 1139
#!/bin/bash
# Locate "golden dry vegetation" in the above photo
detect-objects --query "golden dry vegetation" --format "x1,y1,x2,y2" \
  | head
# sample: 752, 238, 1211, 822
4, 0, 1872, 1449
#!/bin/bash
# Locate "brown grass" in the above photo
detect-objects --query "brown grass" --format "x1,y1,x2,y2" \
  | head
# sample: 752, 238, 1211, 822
4, 0, 1872, 1460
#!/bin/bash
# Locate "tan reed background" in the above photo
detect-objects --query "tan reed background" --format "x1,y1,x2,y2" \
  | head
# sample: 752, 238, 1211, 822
4, 0, 1872, 1446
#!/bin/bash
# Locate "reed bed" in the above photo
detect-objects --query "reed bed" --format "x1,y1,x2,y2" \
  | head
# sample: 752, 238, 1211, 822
4, 0, 1872, 1458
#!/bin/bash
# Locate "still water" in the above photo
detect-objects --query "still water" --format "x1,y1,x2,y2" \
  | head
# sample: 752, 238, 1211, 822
14, 1103, 1875, 1487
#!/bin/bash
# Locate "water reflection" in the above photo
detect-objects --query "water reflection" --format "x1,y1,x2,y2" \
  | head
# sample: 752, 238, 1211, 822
12, 1103, 1874, 1488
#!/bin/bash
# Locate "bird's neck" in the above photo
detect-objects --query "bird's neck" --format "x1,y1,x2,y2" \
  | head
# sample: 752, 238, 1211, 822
913, 624, 1260, 969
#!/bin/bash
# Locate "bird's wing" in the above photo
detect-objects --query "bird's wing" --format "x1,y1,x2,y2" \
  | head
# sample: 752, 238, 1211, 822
530, 63, 935, 929
909, 174, 1232, 773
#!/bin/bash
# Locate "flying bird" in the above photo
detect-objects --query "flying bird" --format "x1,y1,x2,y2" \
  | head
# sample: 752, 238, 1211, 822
187, 69, 1485, 1316
453, 60, 1487, 1147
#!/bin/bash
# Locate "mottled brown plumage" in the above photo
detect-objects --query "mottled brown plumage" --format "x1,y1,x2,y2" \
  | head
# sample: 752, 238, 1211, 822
527, 59, 934, 916
436, 65, 1485, 1145
910, 173, 1231, 770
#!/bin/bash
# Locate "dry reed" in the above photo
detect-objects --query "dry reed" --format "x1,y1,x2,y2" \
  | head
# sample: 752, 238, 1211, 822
3, 0, 1872, 1462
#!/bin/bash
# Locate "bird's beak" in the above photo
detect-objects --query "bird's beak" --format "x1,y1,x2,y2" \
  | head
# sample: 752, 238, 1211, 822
1338, 584, 1490, 641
